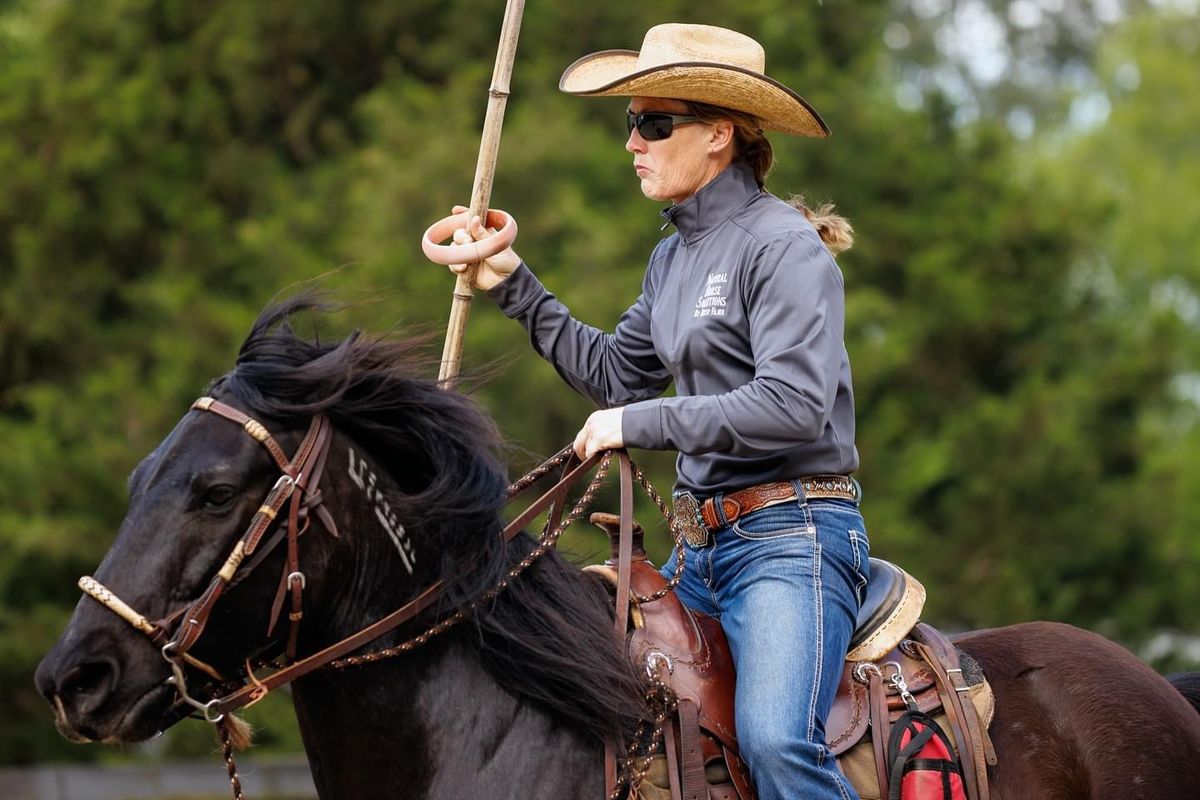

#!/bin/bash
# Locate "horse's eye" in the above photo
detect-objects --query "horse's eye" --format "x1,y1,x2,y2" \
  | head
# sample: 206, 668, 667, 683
200, 485, 238, 510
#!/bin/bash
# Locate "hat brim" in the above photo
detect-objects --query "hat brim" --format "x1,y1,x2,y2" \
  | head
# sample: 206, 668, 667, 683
559, 50, 829, 138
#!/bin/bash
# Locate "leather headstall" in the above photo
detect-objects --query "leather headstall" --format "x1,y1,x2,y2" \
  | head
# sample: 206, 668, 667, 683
79, 396, 337, 703
168, 397, 337, 667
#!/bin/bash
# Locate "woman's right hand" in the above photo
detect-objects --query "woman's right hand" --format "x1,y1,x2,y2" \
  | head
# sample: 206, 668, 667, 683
446, 205, 521, 291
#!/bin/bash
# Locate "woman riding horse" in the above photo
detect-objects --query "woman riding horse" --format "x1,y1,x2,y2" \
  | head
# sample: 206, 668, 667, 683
34, 296, 1200, 798
442, 23, 868, 799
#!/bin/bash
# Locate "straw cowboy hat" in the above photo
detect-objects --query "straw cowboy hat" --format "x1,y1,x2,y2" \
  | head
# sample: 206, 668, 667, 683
559, 23, 829, 138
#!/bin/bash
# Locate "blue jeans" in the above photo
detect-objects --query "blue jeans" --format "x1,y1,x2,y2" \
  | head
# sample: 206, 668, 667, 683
661, 486, 870, 800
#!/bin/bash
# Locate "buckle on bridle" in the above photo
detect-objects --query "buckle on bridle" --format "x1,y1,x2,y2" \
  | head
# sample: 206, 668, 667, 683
273, 473, 296, 495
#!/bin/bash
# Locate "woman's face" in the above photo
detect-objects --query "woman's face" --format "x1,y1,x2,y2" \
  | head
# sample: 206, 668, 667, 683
626, 96, 732, 204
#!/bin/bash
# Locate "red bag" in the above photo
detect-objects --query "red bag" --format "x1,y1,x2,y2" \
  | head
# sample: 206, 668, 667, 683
886, 710, 966, 800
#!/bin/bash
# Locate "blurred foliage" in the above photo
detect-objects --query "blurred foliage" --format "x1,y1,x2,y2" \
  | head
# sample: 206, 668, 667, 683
1, 0, 1197, 767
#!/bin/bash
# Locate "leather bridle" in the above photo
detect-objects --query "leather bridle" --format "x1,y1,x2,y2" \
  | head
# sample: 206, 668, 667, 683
176, 397, 337, 661
80, 396, 336, 713
78, 396, 605, 723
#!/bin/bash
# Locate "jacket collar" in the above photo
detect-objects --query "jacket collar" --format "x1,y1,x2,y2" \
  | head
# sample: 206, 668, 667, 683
660, 161, 760, 243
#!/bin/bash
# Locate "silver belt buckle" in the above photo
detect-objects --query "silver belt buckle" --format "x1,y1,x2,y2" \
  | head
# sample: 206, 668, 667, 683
673, 492, 710, 547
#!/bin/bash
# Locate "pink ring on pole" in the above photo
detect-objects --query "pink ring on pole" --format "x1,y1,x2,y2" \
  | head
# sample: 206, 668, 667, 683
422, 208, 518, 266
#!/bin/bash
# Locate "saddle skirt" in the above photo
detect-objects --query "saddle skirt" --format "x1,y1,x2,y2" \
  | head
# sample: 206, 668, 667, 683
586, 513, 996, 800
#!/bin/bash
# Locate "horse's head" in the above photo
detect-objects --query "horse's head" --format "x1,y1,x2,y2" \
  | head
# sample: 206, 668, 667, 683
33, 397, 309, 741
34, 296, 510, 743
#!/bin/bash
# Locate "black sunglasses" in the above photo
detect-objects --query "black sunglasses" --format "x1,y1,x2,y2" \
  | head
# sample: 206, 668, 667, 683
626, 110, 701, 141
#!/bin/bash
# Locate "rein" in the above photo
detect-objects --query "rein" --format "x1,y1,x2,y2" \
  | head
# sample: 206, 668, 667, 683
77, 402, 617, 713
77, 400, 684, 797
203, 445, 611, 718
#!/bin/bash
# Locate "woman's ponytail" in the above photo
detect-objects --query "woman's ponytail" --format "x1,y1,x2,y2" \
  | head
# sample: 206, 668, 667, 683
686, 101, 855, 255
788, 196, 854, 255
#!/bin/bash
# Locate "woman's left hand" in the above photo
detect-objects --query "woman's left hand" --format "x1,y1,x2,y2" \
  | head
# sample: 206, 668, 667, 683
573, 408, 625, 459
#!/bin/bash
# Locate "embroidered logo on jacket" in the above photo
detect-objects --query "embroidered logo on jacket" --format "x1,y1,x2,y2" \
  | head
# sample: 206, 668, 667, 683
694, 272, 728, 318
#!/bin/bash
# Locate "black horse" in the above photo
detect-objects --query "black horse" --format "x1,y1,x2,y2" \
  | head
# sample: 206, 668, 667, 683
35, 297, 644, 798
36, 298, 1200, 799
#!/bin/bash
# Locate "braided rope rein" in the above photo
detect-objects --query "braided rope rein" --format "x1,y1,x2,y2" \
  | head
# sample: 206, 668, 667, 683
87, 445, 687, 800
218, 718, 248, 800
288, 449, 689, 798
328, 449, 616, 668
607, 664, 680, 800
266, 448, 689, 797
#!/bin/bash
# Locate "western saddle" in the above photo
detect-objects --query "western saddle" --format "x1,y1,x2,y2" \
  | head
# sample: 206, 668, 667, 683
587, 512, 997, 800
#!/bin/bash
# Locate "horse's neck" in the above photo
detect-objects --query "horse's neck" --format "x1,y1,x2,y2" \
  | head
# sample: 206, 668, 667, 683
290, 636, 601, 800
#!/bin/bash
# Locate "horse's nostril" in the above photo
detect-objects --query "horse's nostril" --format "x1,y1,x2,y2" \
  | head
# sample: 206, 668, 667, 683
56, 658, 118, 711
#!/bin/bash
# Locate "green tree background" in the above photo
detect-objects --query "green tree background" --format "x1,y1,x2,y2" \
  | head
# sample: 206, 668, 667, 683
1, 0, 1197, 767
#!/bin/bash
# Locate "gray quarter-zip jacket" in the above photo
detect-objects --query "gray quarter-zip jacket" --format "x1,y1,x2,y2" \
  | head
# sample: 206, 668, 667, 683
489, 161, 859, 496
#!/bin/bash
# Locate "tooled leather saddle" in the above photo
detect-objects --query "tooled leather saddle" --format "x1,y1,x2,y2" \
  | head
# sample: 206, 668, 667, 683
586, 513, 997, 800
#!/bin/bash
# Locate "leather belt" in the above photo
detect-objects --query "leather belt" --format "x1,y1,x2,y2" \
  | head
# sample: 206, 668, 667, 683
673, 476, 858, 547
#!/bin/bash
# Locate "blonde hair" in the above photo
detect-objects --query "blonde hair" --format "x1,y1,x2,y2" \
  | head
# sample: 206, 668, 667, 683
786, 196, 854, 256
685, 100, 854, 256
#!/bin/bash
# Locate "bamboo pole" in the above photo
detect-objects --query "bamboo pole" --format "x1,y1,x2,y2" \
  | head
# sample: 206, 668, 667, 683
438, 0, 526, 387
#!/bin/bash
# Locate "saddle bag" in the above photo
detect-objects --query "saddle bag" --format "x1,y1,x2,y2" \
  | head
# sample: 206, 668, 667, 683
886, 709, 966, 800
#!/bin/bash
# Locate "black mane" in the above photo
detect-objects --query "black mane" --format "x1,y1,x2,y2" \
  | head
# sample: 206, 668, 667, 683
215, 295, 644, 745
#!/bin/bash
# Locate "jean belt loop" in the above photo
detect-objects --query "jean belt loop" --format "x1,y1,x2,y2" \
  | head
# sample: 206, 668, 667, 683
791, 477, 808, 506
711, 490, 729, 528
